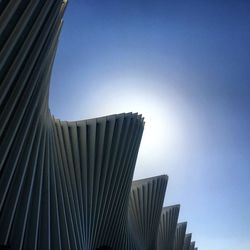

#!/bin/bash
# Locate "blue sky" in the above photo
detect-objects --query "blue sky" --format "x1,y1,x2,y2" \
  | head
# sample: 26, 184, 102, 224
50, 1, 250, 249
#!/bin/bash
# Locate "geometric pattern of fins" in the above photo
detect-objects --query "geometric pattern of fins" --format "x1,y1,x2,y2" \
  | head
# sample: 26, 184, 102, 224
0, 1, 67, 249
189, 241, 195, 250
0, 1, 145, 249
157, 205, 180, 250
128, 175, 168, 250
173, 222, 187, 250
0, 1, 199, 250
182, 234, 192, 250
52, 113, 144, 250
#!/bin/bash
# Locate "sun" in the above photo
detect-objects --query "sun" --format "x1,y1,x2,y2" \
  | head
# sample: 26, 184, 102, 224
86, 76, 185, 167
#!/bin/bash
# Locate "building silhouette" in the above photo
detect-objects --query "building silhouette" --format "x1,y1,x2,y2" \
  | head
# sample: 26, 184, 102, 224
128, 176, 168, 250
189, 241, 195, 250
182, 234, 192, 250
173, 222, 187, 250
157, 205, 180, 250
0, 1, 198, 249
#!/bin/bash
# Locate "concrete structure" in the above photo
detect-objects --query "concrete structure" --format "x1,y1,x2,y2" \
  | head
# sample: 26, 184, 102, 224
0, 1, 199, 249
182, 234, 192, 250
189, 241, 195, 250
157, 205, 180, 250
0, 1, 144, 249
173, 222, 187, 250
128, 176, 168, 250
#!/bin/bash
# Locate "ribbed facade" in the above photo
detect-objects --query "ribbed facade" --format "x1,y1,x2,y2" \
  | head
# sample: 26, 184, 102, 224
128, 176, 168, 250
0, 1, 199, 250
182, 234, 192, 250
189, 241, 195, 250
0, 1, 144, 249
0, 1, 67, 249
173, 222, 187, 250
51, 114, 144, 249
157, 205, 180, 250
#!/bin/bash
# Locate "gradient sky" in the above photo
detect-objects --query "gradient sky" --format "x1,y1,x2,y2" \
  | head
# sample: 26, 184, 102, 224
50, 1, 250, 249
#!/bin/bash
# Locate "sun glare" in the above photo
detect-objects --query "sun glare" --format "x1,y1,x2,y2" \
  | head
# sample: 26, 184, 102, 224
88, 77, 185, 164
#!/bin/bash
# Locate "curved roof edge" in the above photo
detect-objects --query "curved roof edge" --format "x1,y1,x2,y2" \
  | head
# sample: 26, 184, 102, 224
132, 174, 168, 188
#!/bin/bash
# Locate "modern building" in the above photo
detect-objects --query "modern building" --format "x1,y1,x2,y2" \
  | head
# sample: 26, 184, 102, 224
189, 241, 195, 250
157, 205, 180, 250
173, 222, 188, 250
182, 234, 192, 250
0, 1, 198, 249
128, 176, 168, 250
